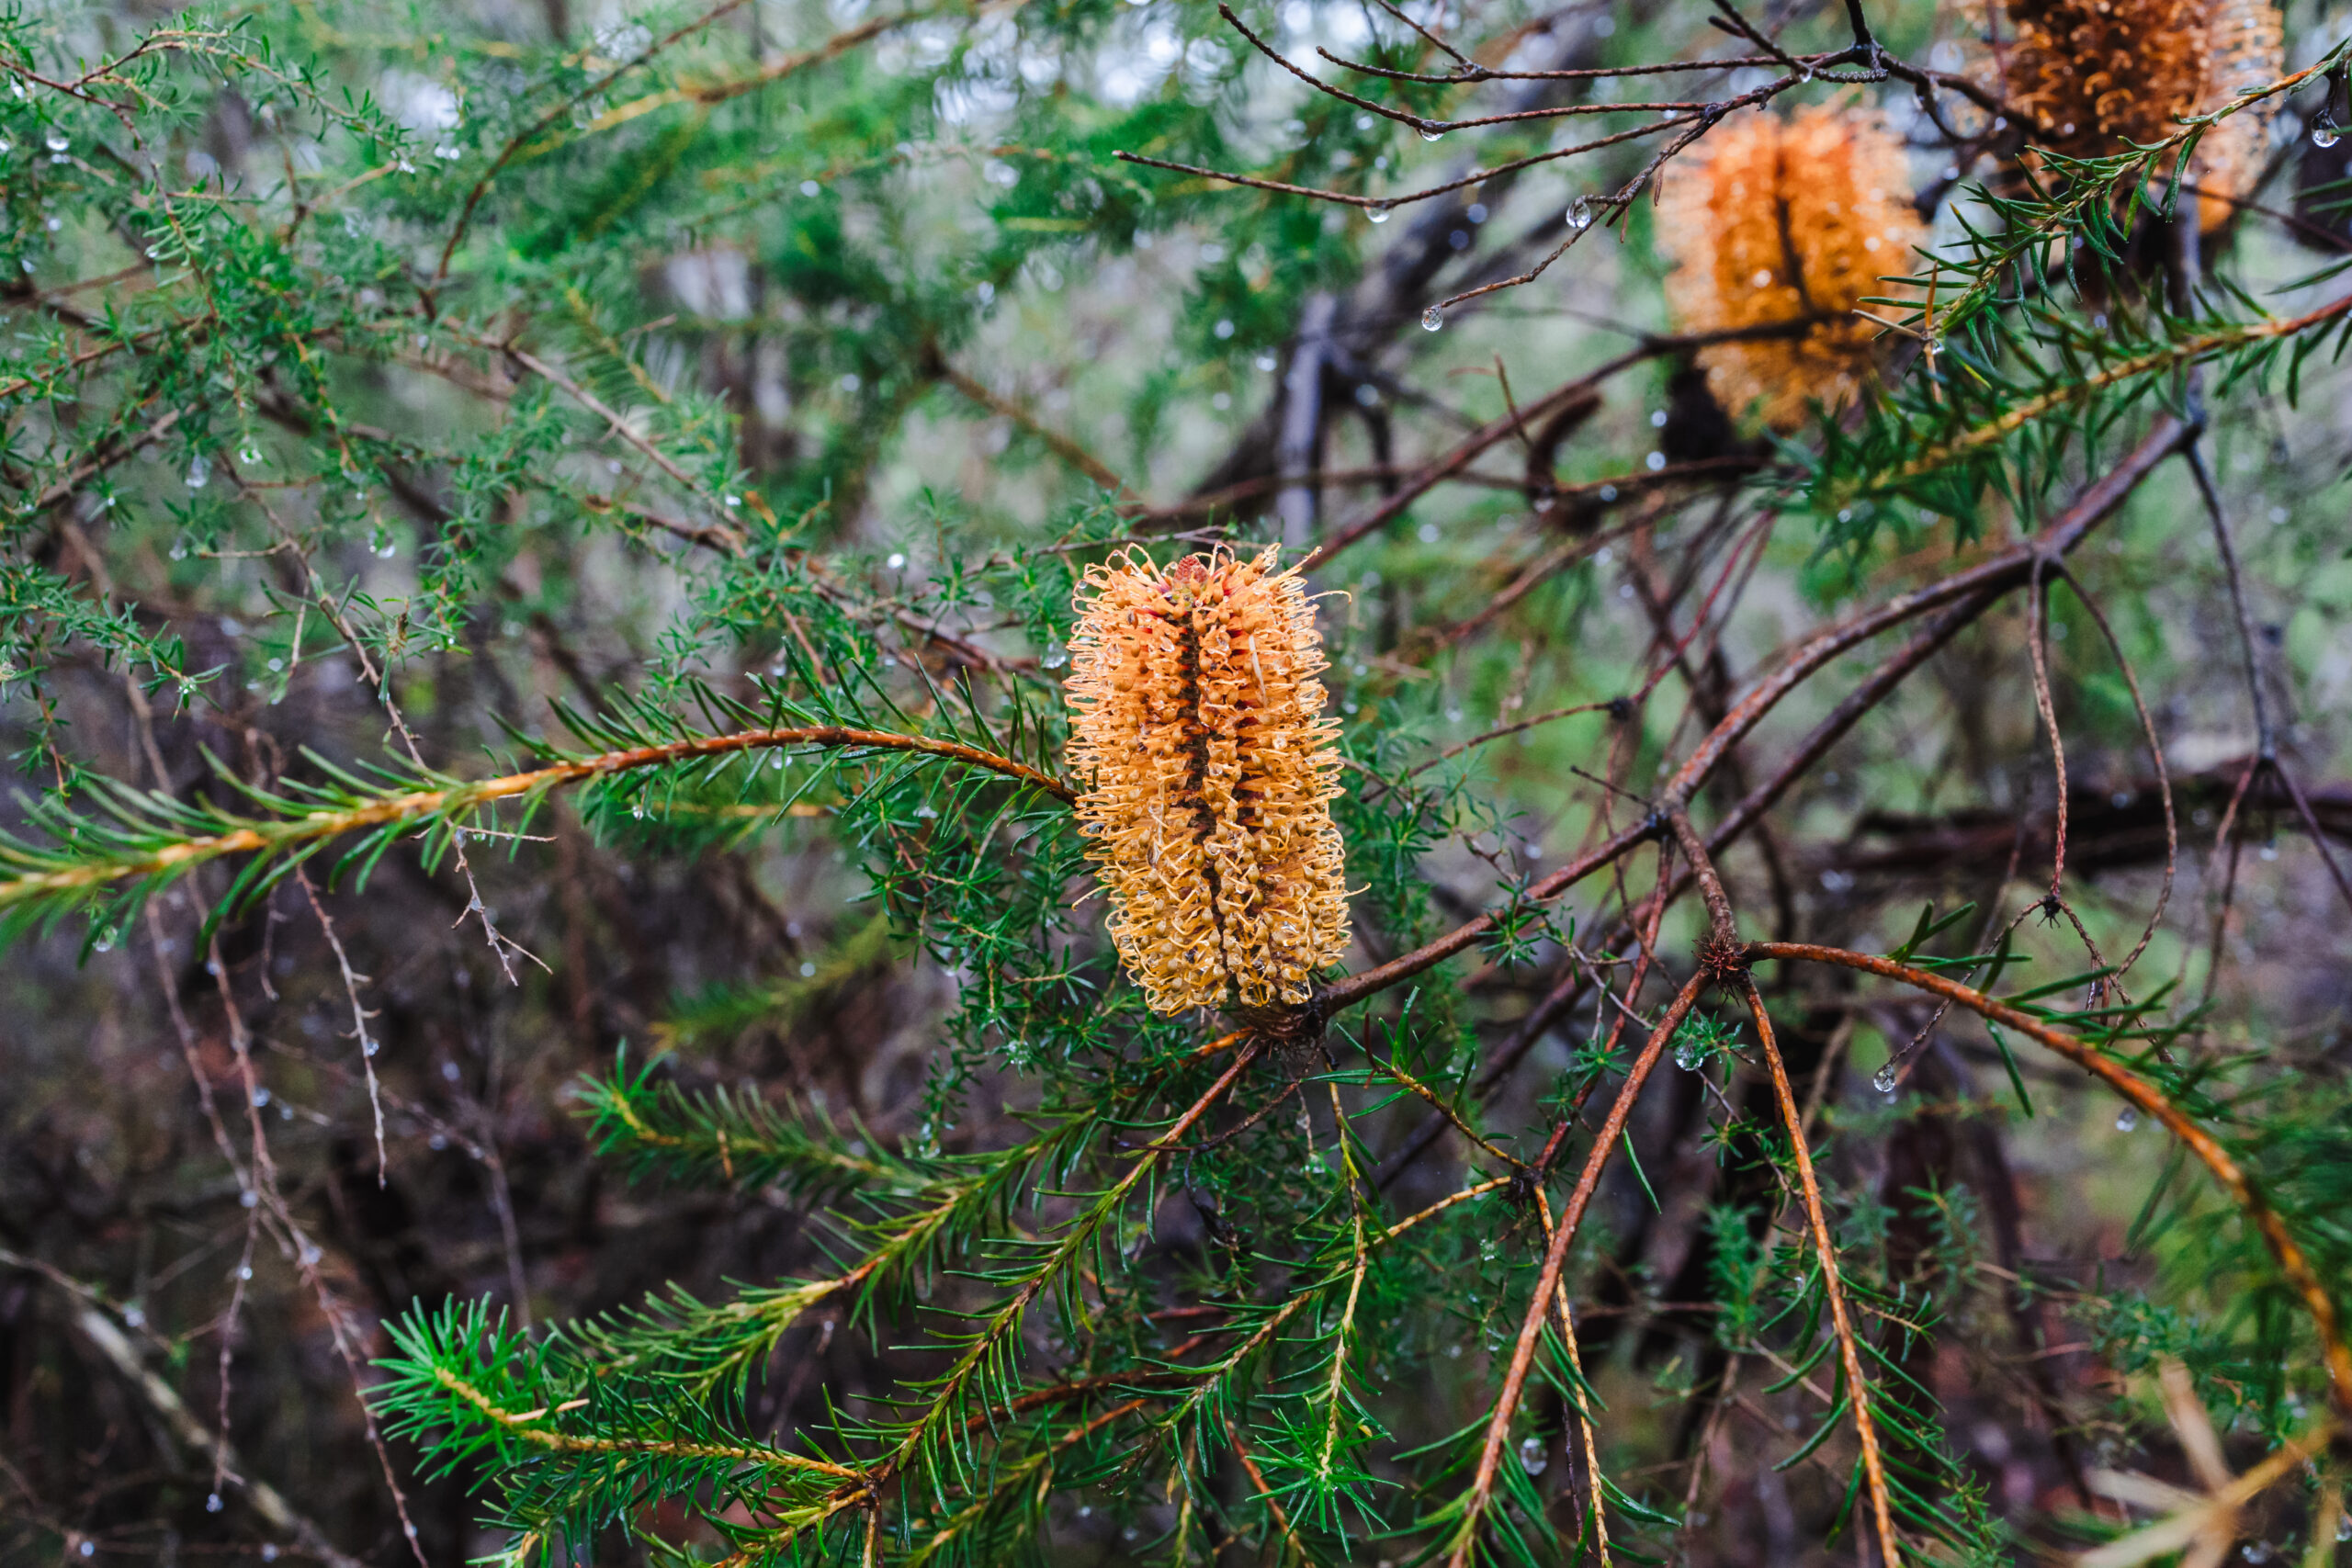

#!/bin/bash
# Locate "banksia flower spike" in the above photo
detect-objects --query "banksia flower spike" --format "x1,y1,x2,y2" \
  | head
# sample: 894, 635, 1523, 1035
1657, 106, 1928, 430
1065, 546, 1351, 1015
1996, 0, 2284, 230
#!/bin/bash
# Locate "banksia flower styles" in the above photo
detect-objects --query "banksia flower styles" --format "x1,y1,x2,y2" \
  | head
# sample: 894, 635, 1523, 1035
1657, 107, 1928, 430
1996, 0, 2283, 230
1065, 547, 1351, 1015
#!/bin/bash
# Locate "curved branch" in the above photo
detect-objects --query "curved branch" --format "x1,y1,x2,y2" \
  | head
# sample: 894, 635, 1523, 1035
1444, 970, 1709, 1568
1318, 416, 2191, 1015
1744, 942, 2352, 1417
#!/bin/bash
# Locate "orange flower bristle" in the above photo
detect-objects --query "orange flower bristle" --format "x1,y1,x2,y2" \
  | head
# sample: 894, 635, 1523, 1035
1996, 0, 2284, 230
1656, 106, 1928, 431
1064, 546, 1351, 1015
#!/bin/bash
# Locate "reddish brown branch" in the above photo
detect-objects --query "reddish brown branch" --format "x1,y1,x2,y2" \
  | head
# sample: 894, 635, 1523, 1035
1744, 942, 2352, 1417
1443, 970, 1710, 1567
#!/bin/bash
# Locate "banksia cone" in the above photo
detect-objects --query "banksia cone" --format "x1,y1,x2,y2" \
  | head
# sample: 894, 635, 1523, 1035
1065, 546, 1351, 1015
1657, 107, 1928, 430
1996, 0, 2283, 230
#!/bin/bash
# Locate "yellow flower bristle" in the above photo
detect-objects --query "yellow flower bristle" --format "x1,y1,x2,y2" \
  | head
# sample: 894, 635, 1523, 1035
1064, 546, 1351, 1015
1656, 106, 1928, 430
1997, 0, 2283, 230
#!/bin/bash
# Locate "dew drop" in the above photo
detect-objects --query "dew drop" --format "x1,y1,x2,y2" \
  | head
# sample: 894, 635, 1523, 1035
2115, 1107, 2138, 1133
1567, 197, 1594, 231
1366, 206, 1391, 223
2315, 114, 2341, 149
1518, 1436, 1550, 1475
1674, 1038, 1706, 1072
1420, 307, 1443, 332
206, 1494, 224, 1514
1873, 1063, 1900, 1094
185, 454, 210, 491
45, 132, 69, 153
1419, 126, 1444, 142
1041, 641, 1069, 670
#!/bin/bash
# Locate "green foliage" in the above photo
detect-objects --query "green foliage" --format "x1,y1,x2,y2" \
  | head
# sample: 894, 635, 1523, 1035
6, 0, 2350, 1565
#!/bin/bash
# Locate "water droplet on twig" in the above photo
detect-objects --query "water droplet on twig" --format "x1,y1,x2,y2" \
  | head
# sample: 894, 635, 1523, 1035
1518, 1436, 1549, 1475
1567, 197, 1594, 231
1420, 307, 1442, 332
2115, 1107, 2138, 1132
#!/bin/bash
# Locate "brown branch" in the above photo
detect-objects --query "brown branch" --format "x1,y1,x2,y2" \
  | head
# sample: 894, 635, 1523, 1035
1443, 969, 1708, 1568
1737, 978, 1903, 1568
933, 359, 1134, 498
1319, 416, 2191, 1017
62, 1303, 368, 1568
1744, 942, 2352, 1418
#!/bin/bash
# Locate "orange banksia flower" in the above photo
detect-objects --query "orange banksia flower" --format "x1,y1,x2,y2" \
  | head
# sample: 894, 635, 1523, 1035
1656, 106, 1928, 430
1996, 0, 2283, 230
1065, 546, 1351, 1015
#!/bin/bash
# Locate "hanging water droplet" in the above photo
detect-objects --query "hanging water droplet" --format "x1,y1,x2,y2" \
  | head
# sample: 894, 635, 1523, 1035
185, 454, 209, 491
206, 1494, 224, 1514
2315, 113, 2342, 149
1873, 1062, 1900, 1094
1419, 125, 1444, 142
1518, 1436, 1550, 1475
44, 132, 69, 153
2115, 1107, 2138, 1133
1420, 307, 1443, 332
1566, 197, 1594, 231
1366, 206, 1391, 224
1674, 1037, 1706, 1072
2335, 1513, 2350, 1542
1041, 641, 1069, 670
